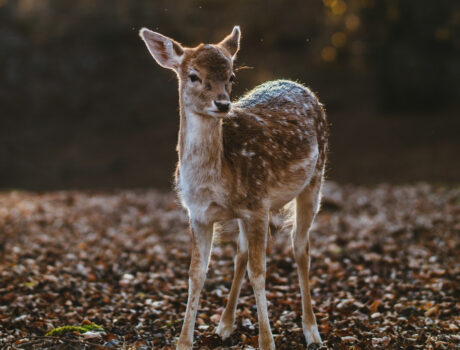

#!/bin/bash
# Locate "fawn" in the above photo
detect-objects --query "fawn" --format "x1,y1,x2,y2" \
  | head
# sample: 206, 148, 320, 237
139, 25, 327, 350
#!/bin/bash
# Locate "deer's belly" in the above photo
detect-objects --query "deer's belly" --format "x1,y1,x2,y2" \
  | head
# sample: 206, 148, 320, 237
267, 155, 319, 210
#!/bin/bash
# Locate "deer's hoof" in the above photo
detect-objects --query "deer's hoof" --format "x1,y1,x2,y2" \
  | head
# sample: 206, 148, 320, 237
304, 323, 322, 346
215, 320, 234, 340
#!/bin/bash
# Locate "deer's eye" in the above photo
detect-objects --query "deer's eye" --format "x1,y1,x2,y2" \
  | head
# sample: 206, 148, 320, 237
189, 74, 201, 83
229, 74, 235, 83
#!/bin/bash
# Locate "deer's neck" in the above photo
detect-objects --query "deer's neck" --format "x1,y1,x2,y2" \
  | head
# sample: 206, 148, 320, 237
178, 103, 224, 178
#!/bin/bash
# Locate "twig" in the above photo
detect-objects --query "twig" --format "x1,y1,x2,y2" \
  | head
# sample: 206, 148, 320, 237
11, 335, 103, 349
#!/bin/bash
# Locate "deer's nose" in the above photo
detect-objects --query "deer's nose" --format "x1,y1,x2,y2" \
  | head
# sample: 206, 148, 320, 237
214, 100, 231, 113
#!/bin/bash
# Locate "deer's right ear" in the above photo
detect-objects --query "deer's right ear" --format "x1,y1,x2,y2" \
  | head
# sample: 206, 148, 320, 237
139, 28, 184, 71
218, 26, 241, 59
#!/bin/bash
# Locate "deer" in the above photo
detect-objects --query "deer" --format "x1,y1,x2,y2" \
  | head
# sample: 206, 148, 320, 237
139, 25, 328, 350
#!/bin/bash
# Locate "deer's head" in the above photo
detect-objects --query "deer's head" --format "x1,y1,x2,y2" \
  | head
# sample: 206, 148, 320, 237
140, 26, 240, 118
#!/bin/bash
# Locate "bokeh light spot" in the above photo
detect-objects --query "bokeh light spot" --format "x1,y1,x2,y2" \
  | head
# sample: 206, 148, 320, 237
345, 14, 360, 31
331, 32, 347, 47
331, 0, 347, 16
435, 27, 450, 41
387, 6, 400, 21
321, 46, 337, 62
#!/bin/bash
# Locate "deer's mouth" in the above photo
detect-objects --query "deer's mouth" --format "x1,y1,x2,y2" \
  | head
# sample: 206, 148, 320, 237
203, 108, 231, 119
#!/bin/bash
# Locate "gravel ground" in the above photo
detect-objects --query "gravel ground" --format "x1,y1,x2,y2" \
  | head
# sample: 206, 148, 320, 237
0, 182, 459, 349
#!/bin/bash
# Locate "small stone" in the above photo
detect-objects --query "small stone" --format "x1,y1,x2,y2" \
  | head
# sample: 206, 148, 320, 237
341, 336, 357, 342
424, 305, 438, 317
83, 331, 102, 339
242, 318, 254, 330
210, 314, 220, 323
119, 273, 134, 287
13, 315, 27, 323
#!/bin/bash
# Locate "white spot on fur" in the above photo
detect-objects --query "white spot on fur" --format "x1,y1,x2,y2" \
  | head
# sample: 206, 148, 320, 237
241, 149, 255, 158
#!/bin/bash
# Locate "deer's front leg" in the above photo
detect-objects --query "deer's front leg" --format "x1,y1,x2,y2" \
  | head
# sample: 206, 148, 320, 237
245, 212, 275, 350
177, 221, 214, 350
216, 220, 248, 339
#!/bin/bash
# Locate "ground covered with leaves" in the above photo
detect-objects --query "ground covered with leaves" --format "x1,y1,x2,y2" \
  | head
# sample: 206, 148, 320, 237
0, 182, 459, 349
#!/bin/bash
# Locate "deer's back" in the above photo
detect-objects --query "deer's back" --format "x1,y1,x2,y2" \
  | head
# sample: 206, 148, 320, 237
222, 80, 327, 210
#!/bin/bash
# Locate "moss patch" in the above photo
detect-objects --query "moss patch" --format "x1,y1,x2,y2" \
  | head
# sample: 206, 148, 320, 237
45, 322, 103, 337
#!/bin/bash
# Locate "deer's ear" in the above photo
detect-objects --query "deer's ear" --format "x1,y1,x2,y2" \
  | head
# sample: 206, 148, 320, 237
218, 26, 241, 59
139, 28, 184, 71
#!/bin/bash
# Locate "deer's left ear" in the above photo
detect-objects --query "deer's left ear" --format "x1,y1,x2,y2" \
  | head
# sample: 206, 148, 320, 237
218, 26, 241, 59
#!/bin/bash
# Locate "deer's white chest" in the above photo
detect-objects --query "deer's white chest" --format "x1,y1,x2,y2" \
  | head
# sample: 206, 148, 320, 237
178, 163, 228, 224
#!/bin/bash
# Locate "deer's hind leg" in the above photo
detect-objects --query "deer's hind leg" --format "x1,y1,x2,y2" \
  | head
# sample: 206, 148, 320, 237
216, 219, 248, 339
291, 174, 323, 346
245, 211, 275, 350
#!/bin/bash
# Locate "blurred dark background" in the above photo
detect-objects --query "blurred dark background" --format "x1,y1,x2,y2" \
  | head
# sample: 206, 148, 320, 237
0, 0, 459, 190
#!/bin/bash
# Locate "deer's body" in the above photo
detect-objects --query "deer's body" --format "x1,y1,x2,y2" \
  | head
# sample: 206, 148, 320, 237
140, 26, 327, 350
177, 80, 326, 224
